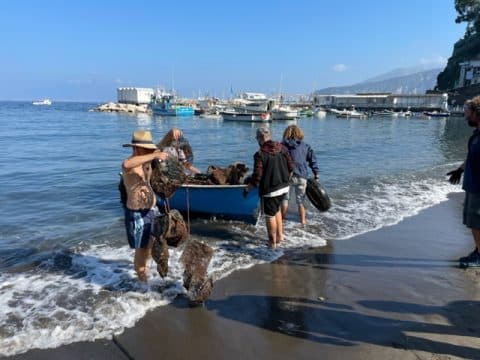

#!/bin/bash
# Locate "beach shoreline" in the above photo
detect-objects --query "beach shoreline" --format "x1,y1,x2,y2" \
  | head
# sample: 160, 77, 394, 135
8, 192, 480, 360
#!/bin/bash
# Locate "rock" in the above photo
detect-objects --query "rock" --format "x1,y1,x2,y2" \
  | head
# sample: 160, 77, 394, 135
91, 102, 152, 114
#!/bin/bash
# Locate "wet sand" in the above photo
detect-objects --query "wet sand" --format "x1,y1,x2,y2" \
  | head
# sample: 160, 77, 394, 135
9, 193, 480, 360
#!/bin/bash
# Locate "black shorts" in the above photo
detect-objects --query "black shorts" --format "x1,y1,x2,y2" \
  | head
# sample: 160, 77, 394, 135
261, 195, 284, 217
463, 192, 480, 229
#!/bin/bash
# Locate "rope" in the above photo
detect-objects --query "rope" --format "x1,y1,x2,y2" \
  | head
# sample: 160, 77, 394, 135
186, 186, 191, 237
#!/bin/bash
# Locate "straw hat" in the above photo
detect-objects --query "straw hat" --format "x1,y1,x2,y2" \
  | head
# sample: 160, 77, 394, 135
123, 130, 157, 150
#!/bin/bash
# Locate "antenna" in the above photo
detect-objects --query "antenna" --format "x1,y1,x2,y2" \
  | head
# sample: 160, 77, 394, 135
171, 66, 175, 95
279, 73, 283, 102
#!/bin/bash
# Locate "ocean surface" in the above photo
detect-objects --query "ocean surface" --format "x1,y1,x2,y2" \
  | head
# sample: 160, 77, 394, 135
0, 101, 470, 356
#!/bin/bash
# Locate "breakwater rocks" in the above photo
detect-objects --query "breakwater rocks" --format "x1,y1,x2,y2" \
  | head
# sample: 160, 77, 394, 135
91, 102, 151, 113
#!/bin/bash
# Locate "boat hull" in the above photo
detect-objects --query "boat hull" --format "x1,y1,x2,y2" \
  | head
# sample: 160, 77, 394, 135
220, 111, 271, 122
271, 110, 298, 120
423, 112, 450, 117
151, 104, 194, 116
160, 184, 260, 223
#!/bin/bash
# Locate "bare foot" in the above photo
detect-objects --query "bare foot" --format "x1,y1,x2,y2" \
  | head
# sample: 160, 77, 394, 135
137, 270, 148, 282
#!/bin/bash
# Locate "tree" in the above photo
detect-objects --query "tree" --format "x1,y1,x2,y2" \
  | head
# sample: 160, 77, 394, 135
436, 0, 480, 90
455, 0, 480, 36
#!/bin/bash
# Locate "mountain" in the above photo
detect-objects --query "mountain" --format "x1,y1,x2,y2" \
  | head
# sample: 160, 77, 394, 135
315, 68, 442, 95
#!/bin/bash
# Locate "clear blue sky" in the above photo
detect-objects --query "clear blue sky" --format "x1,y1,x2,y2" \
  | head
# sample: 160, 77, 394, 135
0, 0, 466, 101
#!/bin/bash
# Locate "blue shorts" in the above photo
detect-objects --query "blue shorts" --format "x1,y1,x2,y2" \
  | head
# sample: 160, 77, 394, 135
124, 208, 157, 249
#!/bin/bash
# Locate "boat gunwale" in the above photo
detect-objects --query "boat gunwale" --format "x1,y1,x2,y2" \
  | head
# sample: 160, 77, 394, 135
180, 184, 248, 189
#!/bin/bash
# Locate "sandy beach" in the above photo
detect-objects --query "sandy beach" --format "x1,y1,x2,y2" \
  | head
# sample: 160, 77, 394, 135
8, 192, 480, 360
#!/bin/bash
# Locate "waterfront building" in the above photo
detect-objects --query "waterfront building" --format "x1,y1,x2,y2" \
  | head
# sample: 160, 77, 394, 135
313, 93, 448, 111
455, 60, 480, 88
117, 87, 154, 105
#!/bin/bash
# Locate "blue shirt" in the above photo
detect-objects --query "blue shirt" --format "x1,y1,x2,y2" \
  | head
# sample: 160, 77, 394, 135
282, 139, 319, 179
463, 129, 480, 193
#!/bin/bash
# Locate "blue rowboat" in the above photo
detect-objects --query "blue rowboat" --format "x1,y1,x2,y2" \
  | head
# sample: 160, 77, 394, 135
159, 184, 259, 224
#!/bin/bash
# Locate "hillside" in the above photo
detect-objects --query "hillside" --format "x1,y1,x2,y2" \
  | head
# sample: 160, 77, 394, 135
315, 68, 442, 95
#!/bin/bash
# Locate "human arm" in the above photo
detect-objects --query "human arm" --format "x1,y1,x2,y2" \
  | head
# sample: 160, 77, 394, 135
185, 163, 200, 174
307, 145, 320, 180
283, 147, 294, 175
244, 152, 262, 196
122, 150, 168, 171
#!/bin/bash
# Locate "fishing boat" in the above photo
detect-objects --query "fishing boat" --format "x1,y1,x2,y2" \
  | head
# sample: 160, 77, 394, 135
220, 110, 271, 122
162, 184, 259, 223
32, 98, 52, 106
150, 91, 194, 116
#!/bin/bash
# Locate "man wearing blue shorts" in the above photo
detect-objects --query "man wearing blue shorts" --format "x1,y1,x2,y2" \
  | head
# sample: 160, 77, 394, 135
122, 130, 168, 281
447, 96, 480, 268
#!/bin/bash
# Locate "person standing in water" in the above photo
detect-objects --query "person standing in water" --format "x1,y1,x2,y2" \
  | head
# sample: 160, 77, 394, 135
122, 130, 168, 281
245, 127, 293, 248
281, 125, 320, 225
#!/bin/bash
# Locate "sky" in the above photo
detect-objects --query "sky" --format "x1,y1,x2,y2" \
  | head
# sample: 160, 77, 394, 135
0, 0, 467, 102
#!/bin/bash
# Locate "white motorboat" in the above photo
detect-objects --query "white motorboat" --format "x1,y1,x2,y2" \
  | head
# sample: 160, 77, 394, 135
314, 108, 327, 118
32, 98, 52, 106
397, 110, 413, 117
220, 110, 271, 122
336, 106, 367, 118
371, 110, 398, 117
271, 106, 299, 120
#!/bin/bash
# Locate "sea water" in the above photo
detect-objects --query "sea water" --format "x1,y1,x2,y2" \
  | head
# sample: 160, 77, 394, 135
0, 102, 470, 355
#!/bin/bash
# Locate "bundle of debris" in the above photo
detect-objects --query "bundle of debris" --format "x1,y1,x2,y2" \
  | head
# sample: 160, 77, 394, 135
150, 209, 214, 304
186, 162, 249, 185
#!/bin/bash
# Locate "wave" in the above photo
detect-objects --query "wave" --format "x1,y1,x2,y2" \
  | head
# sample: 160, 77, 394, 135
0, 169, 461, 356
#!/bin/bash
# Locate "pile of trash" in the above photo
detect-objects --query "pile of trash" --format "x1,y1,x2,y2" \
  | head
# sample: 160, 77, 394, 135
150, 209, 214, 304
186, 162, 249, 185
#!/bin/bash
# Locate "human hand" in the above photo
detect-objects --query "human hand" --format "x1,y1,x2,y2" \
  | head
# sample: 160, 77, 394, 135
154, 150, 168, 161
172, 128, 182, 140
446, 168, 463, 185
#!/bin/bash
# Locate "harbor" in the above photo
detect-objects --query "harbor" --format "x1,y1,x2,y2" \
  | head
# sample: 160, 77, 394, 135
91, 87, 456, 120
3, 1, 480, 359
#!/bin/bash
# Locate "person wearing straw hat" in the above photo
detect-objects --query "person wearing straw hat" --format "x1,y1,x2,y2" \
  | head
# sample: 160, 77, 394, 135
122, 129, 168, 281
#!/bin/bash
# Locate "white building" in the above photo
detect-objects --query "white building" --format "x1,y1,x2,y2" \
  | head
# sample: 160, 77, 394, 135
313, 93, 448, 111
455, 60, 480, 88
117, 87, 154, 105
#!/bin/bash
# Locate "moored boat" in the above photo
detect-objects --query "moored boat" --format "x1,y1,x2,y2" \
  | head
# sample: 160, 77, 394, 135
150, 90, 194, 116
220, 110, 271, 122
161, 184, 259, 223
32, 98, 52, 106
271, 106, 299, 120
423, 111, 450, 117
